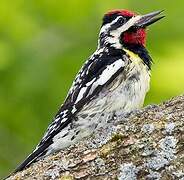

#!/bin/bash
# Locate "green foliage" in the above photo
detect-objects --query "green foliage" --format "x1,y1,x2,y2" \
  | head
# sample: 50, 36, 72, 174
0, 1, 183, 178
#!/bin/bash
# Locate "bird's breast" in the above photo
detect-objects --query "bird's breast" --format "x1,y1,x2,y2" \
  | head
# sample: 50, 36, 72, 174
79, 49, 150, 115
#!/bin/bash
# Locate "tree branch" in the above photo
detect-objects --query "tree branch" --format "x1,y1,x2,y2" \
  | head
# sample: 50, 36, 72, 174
8, 95, 184, 180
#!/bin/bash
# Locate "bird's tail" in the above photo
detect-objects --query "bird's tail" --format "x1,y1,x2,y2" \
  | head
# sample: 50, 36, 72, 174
6, 141, 51, 179
5, 107, 73, 179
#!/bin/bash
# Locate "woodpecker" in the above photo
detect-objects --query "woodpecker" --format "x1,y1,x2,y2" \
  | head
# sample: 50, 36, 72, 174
12, 9, 164, 174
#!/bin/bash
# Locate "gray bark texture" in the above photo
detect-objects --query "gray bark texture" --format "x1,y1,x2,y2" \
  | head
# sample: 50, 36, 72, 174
8, 95, 184, 180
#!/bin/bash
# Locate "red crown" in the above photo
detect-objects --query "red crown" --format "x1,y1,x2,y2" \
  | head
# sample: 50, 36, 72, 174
106, 9, 137, 17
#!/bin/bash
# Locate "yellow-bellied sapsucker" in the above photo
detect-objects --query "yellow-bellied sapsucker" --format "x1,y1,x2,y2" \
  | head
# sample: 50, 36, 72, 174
13, 9, 164, 173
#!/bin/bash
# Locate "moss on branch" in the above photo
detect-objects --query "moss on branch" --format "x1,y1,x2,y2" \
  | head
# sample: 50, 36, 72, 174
8, 95, 184, 180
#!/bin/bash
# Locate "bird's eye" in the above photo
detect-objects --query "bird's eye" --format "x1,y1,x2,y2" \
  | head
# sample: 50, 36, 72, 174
118, 17, 125, 24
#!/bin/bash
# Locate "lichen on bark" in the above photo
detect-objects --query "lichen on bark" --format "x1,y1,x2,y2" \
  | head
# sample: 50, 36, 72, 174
8, 95, 184, 180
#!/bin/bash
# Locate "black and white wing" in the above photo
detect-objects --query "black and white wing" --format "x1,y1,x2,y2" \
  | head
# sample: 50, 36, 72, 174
13, 48, 126, 173
64, 49, 126, 108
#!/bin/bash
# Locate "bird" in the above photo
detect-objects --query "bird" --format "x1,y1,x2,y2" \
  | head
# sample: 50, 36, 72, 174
11, 9, 164, 175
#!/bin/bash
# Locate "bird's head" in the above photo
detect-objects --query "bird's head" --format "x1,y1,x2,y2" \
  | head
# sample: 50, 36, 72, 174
99, 9, 164, 48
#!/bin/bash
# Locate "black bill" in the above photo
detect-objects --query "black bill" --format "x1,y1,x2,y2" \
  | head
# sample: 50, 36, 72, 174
136, 10, 165, 27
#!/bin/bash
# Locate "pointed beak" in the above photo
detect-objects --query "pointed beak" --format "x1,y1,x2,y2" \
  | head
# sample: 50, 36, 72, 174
135, 10, 165, 27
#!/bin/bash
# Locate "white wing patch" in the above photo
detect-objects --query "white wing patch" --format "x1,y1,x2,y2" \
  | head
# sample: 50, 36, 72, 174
75, 78, 97, 103
95, 59, 124, 85
88, 59, 124, 96
75, 86, 88, 103
74, 59, 124, 104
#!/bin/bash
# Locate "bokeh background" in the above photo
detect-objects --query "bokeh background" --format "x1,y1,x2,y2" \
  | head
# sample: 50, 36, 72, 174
0, 0, 183, 178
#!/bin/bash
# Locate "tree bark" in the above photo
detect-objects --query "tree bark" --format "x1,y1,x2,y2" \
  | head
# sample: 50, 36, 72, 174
8, 95, 184, 180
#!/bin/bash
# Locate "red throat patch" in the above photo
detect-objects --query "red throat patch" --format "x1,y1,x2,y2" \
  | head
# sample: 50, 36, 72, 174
123, 29, 147, 46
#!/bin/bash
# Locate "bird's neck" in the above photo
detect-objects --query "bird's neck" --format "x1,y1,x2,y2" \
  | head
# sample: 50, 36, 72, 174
123, 43, 153, 70
98, 37, 121, 50
98, 30, 122, 49
97, 32, 152, 70
97, 40, 152, 70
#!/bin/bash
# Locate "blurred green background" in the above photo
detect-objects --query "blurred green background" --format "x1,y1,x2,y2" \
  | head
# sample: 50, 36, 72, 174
0, 0, 183, 178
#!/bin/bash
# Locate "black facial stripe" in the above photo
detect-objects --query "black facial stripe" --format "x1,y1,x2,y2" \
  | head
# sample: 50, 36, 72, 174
102, 13, 132, 26
109, 17, 126, 31
102, 13, 119, 26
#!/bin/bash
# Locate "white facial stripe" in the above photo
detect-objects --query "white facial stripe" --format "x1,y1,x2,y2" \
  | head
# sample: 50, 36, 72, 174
100, 16, 122, 34
98, 16, 124, 48
110, 15, 142, 37
120, 15, 141, 31
99, 15, 142, 49
100, 15, 142, 35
